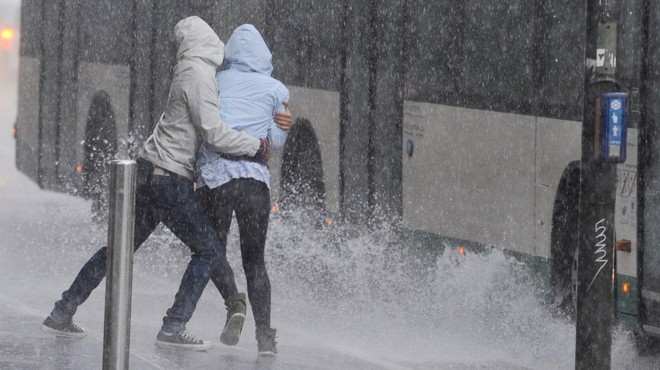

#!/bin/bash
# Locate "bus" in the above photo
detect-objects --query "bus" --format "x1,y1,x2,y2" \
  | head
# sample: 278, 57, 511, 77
14, 0, 660, 348
0, 0, 19, 122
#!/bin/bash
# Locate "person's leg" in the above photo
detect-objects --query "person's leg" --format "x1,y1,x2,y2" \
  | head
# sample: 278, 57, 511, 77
44, 176, 160, 337
234, 179, 276, 354
158, 175, 236, 334
199, 184, 236, 298
235, 179, 271, 329
202, 181, 247, 345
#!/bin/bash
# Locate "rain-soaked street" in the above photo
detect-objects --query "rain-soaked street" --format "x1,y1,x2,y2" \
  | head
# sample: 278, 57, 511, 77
5, 0, 660, 368
2, 113, 660, 369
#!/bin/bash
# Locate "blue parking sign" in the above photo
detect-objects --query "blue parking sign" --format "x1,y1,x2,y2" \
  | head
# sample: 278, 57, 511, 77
599, 92, 627, 163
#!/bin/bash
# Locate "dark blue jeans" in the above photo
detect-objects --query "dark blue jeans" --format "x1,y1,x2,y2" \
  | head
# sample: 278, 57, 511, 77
51, 160, 238, 333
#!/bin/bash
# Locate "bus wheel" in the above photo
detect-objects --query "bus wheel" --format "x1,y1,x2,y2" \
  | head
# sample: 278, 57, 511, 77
550, 161, 581, 319
279, 118, 327, 222
83, 91, 117, 223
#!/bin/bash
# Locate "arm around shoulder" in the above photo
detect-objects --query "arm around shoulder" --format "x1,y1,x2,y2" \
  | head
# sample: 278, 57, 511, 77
186, 74, 260, 156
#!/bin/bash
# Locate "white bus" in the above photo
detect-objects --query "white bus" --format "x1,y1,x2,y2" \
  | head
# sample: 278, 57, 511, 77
14, 0, 660, 347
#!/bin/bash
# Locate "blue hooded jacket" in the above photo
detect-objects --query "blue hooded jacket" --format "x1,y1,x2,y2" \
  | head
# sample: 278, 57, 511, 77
197, 24, 289, 168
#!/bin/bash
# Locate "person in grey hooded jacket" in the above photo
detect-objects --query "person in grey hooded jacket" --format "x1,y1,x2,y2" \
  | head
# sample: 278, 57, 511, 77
195, 24, 289, 355
41, 16, 290, 351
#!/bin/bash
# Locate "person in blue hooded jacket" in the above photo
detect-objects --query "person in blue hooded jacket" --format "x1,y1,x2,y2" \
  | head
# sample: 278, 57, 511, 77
195, 24, 289, 356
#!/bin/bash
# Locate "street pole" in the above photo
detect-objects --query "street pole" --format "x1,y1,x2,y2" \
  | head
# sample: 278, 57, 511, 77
576, 1, 622, 369
102, 160, 137, 370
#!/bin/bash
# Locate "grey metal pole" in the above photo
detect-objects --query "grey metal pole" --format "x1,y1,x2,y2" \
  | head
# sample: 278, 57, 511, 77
575, 1, 621, 369
102, 160, 137, 370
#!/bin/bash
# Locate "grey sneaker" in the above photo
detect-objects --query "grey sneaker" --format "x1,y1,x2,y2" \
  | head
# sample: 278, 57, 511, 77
219, 292, 246, 346
40, 316, 87, 339
155, 330, 212, 351
256, 327, 277, 356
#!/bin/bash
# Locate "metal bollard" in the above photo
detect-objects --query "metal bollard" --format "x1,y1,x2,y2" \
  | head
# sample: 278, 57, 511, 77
102, 160, 137, 370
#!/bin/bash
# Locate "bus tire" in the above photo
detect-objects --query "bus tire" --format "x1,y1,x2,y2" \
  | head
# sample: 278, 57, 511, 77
279, 118, 327, 221
550, 160, 581, 319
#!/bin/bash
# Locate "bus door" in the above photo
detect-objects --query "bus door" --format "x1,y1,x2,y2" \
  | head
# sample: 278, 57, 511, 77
637, 0, 660, 341
15, 0, 42, 184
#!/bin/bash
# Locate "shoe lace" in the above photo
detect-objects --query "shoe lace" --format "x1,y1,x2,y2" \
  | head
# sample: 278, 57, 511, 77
179, 330, 200, 343
267, 332, 278, 346
68, 322, 83, 332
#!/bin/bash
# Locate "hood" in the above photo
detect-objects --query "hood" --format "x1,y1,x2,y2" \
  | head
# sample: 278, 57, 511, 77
174, 16, 224, 67
224, 24, 273, 76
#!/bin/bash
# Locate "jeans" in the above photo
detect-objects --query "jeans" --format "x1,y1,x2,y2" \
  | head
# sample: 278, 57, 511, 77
198, 178, 272, 329
51, 159, 237, 333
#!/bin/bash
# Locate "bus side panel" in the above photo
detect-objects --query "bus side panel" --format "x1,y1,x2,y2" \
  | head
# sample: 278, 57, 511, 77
16, 57, 40, 183
72, 0, 135, 183
461, 1, 537, 114
15, 0, 43, 183
537, 0, 586, 121
372, 0, 405, 217
268, 0, 344, 92
149, 0, 187, 126
616, 130, 639, 277
265, 0, 348, 218
615, 129, 639, 319
37, 0, 65, 190
207, 0, 267, 41
130, 0, 155, 146
268, 86, 341, 215
404, 0, 463, 107
640, 0, 660, 333
401, 1, 541, 254
73, 62, 130, 184
534, 118, 581, 257
402, 102, 536, 253
338, 0, 372, 222
55, 1, 81, 194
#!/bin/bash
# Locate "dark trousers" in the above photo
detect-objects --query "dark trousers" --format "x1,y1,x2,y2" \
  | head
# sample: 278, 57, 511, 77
51, 160, 237, 332
198, 178, 272, 329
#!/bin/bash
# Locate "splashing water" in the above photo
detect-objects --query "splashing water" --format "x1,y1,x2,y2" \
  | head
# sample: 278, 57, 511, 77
244, 211, 655, 369
98, 204, 660, 369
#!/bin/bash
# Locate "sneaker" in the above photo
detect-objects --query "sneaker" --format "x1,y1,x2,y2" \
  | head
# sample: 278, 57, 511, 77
40, 316, 87, 339
256, 327, 277, 356
219, 292, 246, 346
155, 330, 212, 351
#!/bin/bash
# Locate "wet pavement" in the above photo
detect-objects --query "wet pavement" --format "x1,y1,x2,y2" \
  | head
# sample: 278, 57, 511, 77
0, 120, 413, 369
2, 114, 660, 369
0, 301, 398, 370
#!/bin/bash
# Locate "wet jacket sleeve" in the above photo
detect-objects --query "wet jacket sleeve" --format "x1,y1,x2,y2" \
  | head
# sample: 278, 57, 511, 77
268, 84, 290, 149
187, 72, 260, 156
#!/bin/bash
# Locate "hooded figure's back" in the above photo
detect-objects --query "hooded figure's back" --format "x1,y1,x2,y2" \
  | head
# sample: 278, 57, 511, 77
140, 17, 259, 178
216, 24, 289, 149
195, 24, 289, 190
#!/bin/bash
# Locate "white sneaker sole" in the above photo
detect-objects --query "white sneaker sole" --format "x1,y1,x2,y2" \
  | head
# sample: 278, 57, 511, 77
154, 339, 213, 351
40, 324, 87, 339
219, 313, 245, 346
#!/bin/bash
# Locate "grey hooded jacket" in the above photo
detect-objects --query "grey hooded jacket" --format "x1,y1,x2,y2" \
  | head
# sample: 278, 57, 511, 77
139, 16, 260, 179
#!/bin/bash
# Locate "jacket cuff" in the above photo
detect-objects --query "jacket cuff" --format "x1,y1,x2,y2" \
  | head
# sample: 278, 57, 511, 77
249, 137, 260, 156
